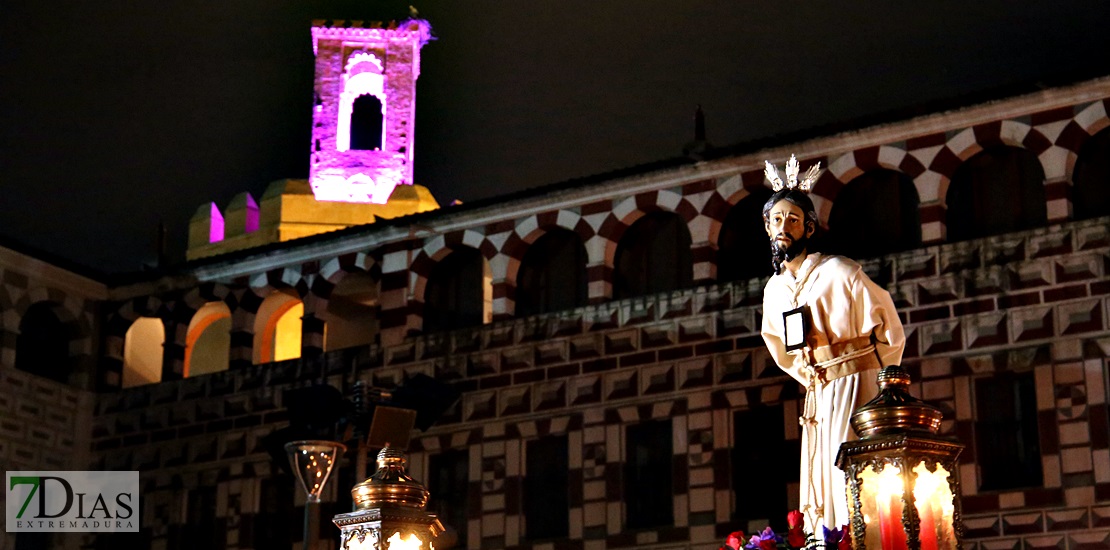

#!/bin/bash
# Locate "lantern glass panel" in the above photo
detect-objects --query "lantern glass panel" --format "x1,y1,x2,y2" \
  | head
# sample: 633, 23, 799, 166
340, 529, 431, 550
911, 462, 956, 550
341, 529, 377, 550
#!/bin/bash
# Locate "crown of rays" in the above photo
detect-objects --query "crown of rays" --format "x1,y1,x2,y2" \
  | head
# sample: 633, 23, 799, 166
764, 154, 822, 193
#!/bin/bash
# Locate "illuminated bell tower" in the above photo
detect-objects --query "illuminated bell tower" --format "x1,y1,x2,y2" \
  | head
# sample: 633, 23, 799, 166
309, 19, 433, 203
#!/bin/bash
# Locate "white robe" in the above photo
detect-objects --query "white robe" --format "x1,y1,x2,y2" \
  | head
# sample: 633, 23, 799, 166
761, 253, 905, 532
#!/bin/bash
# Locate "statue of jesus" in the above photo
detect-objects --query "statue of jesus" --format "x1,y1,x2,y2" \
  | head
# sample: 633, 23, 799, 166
759, 156, 906, 532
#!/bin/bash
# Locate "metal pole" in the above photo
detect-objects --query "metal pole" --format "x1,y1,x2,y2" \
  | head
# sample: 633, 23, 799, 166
303, 495, 319, 550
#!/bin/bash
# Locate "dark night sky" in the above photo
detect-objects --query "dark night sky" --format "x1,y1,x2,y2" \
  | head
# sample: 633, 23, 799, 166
2, 1, 1108, 274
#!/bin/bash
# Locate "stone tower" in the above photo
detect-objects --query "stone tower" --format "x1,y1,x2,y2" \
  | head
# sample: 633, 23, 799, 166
309, 19, 433, 203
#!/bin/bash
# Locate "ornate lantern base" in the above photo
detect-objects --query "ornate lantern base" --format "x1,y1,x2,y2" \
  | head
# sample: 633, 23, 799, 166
838, 434, 964, 550
334, 508, 445, 550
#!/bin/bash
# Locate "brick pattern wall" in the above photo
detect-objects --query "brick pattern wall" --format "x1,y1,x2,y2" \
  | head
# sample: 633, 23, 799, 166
0, 369, 95, 550
96, 95, 1110, 381
77, 216, 1110, 550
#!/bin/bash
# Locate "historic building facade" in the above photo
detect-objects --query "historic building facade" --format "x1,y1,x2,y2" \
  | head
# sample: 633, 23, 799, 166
2, 19, 1110, 550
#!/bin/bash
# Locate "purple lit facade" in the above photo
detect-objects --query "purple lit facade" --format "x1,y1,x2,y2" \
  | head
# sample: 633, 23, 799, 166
309, 20, 433, 204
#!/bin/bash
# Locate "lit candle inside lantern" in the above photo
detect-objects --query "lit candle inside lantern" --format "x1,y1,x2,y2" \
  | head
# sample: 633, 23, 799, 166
913, 462, 954, 550
875, 465, 908, 550
917, 501, 938, 550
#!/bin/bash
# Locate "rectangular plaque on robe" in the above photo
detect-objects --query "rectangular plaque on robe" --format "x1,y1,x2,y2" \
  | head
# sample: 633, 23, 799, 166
783, 305, 810, 352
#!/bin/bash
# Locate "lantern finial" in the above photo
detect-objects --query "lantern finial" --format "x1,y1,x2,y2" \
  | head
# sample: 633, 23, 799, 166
850, 365, 944, 438
350, 445, 431, 510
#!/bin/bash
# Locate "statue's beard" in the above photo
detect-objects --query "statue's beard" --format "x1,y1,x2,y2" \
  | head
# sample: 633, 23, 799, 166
770, 233, 809, 274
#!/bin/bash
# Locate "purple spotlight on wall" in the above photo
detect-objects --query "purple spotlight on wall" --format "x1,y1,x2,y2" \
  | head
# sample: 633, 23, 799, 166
244, 194, 259, 233
309, 19, 433, 204
209, 203, 225, 243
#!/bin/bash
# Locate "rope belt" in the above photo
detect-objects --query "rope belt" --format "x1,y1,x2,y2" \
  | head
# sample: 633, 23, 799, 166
798, 336, 881, 530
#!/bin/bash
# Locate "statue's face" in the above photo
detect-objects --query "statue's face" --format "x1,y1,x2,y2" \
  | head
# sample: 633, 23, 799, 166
764, 199, 812, 250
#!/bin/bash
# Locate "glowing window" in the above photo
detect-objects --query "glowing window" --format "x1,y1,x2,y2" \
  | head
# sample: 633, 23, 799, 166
123, 316, 164, 387
253, 291, 303, 364
185, 301, 231, 377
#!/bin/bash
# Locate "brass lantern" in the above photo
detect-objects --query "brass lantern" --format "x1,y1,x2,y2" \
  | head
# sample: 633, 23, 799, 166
836, 366, 964, 550
334, 446, 444, 550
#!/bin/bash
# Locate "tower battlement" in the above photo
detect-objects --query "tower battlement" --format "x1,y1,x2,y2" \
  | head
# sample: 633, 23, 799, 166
184, 19, 440, 261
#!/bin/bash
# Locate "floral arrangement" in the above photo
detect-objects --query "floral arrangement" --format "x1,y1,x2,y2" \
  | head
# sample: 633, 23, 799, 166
720, 511, 851, 550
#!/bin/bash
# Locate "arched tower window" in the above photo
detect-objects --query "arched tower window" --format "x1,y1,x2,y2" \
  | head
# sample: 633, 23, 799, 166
717, 188, 773, 283
424, 248, 490, 333
323, 269, 382, 351
946, 146, 1046, 241
516, 229, 588, 317
185, 301, 231, 377
253, 290, 303, 364
350, 94, 384, 151
1072, 128, 1110, 220
828, 169, 921, 258
15, 302, 70, 383
614, 212, 693, 299
123, 317, 164, 388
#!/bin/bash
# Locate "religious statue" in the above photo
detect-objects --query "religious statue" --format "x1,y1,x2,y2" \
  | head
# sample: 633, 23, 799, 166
759, 155, 906, 532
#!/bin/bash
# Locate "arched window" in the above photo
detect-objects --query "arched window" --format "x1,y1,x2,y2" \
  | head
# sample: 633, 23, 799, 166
424, 248, 490, 333
123, 317, 164, 387
1072, 128, 1110, 220
946, 146, 1046, 241
613, 212, 693, 299
516, 229, 587, 317
828, 169, 921, 258
323, 270, 381, 351
185, 301, 231, 377
350, 94, 384, 151
15, 302, 70, 383
253, 290, 303, 364
717, 188, 773, 283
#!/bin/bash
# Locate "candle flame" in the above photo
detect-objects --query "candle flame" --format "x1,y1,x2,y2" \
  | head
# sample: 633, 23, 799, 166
387, 532, 423, 550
